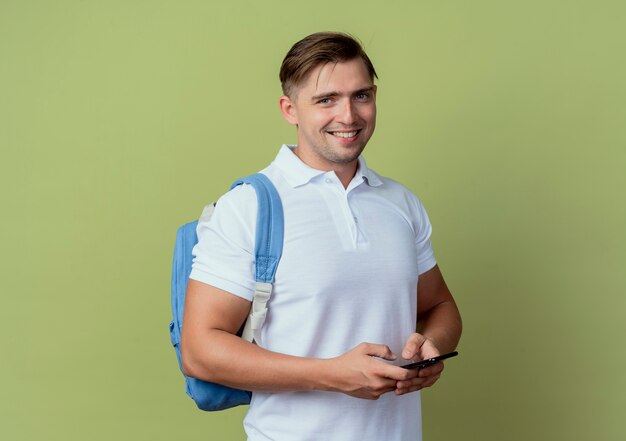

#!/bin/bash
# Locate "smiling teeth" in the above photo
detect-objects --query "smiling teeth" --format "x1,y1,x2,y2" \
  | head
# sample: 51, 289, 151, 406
332, 131, 358, 138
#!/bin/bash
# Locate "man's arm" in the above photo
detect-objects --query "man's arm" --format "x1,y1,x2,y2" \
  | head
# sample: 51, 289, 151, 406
415, 264, 462, 353
181, 279, 420, 400
395, 264, 462, 395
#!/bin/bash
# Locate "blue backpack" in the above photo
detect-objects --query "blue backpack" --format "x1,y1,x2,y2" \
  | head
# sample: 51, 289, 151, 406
169, 173, 284, 411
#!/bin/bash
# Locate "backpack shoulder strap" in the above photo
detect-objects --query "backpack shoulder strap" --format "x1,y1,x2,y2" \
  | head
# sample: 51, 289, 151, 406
230, 173, 284, 343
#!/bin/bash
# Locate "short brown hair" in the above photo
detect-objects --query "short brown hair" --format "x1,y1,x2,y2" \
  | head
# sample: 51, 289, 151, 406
279, 32, 378, 97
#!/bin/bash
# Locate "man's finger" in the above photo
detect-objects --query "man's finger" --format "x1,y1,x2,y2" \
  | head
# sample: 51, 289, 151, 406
361, 343, 397, 361
418, 361, 445, 378
401, 334, 425, 359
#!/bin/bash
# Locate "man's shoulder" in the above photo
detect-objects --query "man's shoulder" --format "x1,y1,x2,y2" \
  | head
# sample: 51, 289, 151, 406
368, 168, 417, 196
205, 180, 260, 226
366, 168, 430, 215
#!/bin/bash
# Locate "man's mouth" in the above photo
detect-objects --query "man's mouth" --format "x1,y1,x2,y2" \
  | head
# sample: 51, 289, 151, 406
328, 129, 361, 138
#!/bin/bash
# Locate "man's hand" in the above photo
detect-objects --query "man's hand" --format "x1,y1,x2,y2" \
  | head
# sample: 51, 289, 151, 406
326, 343, 419, 400
394, 333, 444, 396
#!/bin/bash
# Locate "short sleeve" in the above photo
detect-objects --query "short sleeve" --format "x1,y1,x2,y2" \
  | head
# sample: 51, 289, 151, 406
411, 196, 437, 275
189, 184, 258, 301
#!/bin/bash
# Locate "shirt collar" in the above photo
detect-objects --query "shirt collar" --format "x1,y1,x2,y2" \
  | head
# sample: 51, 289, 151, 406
273, 144, 383, 188
356, 155, 383, 187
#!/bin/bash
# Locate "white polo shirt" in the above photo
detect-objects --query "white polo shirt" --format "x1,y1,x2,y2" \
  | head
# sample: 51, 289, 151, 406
190, 145, 437, 441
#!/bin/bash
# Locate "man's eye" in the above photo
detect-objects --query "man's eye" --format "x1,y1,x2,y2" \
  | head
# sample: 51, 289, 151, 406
356, 93, 369, 100
318, 98, 332, 104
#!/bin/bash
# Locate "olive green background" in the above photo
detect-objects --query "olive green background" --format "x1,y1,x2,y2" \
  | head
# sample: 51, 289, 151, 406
2, 0, 625, 440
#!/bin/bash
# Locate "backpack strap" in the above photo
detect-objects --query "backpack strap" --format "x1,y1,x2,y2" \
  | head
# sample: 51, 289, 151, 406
230, 173, 284, 344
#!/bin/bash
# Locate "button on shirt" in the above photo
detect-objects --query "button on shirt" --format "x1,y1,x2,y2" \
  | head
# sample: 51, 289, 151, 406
190, 145, 437, 441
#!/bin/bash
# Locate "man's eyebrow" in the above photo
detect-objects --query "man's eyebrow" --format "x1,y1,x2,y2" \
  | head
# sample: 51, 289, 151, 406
310, 86, 376, 102
355, 86, 376, 95
310, 91, 339, 102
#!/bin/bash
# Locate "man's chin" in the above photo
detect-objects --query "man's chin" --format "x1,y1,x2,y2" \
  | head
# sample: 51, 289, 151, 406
325, 144, 366, 165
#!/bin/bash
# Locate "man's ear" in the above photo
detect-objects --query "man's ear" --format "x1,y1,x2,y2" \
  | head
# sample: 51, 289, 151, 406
278, 95, 298, 126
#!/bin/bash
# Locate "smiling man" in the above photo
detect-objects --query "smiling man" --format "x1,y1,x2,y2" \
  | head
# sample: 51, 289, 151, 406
278, 57, 377, 185
182, 32, 462, 441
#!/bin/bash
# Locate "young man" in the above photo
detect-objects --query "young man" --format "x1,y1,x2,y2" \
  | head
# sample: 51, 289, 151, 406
182, 32, 462, 441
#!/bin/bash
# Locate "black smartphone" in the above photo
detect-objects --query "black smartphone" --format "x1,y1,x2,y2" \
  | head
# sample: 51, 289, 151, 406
400, 351, 458, 369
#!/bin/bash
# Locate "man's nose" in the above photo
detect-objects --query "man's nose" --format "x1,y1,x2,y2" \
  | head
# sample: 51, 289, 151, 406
337, 99, 356, 125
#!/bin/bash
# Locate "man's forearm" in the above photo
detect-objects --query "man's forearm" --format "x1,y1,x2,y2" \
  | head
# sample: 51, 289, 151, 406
182, 328, 331, 393
182, 329, 419, 400
416, 300, 462, 354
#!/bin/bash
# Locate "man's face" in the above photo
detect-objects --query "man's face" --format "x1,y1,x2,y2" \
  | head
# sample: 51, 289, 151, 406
280, 58, 377, 172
